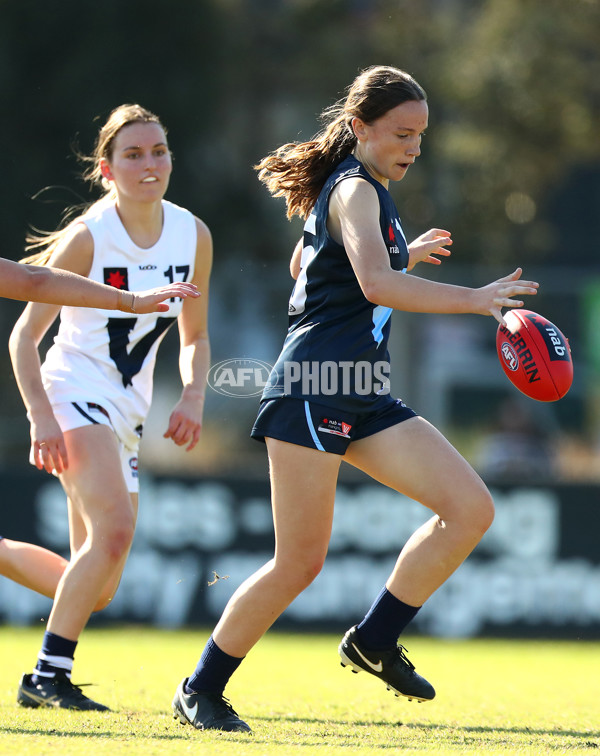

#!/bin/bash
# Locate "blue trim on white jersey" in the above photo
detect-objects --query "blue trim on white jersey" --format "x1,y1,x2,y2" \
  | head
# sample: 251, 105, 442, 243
304, 401, 325, 451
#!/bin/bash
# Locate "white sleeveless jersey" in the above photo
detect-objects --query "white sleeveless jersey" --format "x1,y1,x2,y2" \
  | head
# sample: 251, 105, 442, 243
41, 198, 197, 448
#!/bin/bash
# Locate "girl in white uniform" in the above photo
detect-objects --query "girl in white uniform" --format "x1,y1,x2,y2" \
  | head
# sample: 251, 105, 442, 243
0, 253, 199, 610
8, 104, 212, 711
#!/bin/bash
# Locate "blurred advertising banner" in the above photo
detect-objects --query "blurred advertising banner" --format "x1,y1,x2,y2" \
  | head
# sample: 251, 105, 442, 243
1, 470, 599, 638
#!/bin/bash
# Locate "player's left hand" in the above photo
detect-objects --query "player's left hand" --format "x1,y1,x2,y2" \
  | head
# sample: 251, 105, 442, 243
407, 228, 452, 270
163, 393, 204, 451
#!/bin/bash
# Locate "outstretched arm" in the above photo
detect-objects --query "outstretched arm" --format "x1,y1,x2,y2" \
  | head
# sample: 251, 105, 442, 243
0, 257, 199, 312
331, 179, 538, 326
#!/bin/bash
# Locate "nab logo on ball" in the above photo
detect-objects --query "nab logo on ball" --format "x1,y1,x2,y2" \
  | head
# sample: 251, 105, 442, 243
496, 309, 573, 402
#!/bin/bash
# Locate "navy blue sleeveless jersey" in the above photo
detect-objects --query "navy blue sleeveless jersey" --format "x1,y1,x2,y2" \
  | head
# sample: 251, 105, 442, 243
262, 155, 409, 413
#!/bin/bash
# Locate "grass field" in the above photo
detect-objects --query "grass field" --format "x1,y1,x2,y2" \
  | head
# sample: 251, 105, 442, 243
0, 626, 599, 755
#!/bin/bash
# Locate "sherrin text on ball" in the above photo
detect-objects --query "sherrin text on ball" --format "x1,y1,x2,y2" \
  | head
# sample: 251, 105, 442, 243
496, 309, 573, 401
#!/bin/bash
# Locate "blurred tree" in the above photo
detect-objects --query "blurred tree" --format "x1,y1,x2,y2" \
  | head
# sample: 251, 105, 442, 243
424, 0, 600, 262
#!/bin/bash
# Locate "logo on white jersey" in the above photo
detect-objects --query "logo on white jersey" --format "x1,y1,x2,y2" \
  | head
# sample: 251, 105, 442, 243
103, 267, 129, 290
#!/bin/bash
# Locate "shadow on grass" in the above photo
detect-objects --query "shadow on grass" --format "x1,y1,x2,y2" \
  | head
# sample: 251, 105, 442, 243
1, 724, 240, 742
251, 715, 600, 741
2, 718, 599, 749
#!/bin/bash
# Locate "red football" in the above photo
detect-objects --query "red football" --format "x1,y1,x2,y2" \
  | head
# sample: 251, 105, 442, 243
496, 309, 573, 401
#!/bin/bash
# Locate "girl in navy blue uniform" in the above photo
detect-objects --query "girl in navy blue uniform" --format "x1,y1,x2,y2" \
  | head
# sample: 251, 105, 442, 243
173, 65, 538, 733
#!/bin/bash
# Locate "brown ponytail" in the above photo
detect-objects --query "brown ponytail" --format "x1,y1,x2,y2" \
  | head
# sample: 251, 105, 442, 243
255, 66, 426, 220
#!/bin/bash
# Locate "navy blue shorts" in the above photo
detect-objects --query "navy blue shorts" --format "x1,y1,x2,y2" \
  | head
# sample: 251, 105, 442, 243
251, 395, 418, 455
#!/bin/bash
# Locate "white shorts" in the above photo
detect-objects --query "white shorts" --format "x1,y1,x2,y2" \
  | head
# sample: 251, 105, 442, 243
29, 401, 142, 494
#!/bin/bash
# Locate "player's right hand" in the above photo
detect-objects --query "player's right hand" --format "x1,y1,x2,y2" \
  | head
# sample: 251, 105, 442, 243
473, 268, 539, 326
127, 282, 200, 314
31, 417, 68, 474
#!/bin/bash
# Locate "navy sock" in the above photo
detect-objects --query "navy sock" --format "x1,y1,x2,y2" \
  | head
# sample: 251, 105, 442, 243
185, 636, 244, 695
32, 631, 78, 684
355, 587, 420, 651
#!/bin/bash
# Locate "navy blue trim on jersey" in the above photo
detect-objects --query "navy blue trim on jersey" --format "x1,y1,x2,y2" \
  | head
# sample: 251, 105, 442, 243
72, 402, 101, 425
87, 402, 111, 419
107, 316, 177, 388
261, 155, 410, 414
